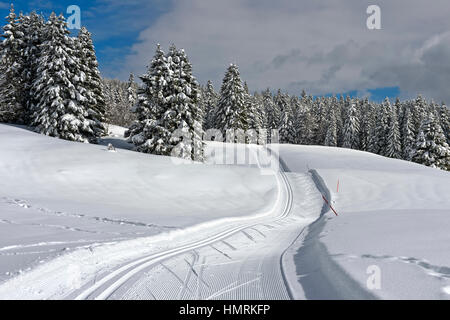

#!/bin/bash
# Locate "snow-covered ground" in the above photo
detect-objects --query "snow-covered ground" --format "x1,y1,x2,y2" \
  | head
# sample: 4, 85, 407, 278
279, 145, 450, 299
0, 124, 321, 300
1, 123, 449, 300
0, 124, 277, 287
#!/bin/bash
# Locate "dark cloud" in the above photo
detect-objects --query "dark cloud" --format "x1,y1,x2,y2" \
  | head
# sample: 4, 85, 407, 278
117, 0, 450, 102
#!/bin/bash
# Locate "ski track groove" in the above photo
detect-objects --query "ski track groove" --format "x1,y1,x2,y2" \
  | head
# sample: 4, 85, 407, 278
71, 146, 315, 300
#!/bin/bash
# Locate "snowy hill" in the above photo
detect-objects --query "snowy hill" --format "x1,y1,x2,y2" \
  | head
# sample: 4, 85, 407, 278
0, 124, 277, 284
279, 145, 450, 299
0, 124, 449, 300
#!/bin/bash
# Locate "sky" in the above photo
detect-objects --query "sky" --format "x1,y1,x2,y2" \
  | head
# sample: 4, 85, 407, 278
1, 0, 450, 103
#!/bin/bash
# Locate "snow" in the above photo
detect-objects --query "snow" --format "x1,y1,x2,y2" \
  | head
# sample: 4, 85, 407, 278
278, 144, 450, 299
0, 124, 277, 290
1, 123, 449, 300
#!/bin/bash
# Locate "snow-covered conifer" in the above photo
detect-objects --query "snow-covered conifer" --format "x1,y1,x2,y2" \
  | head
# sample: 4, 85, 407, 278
297, 106, 312, 145
165, 46, 204, 161
127, 45, 204, 160
436, 104, 449, 144
373, 98, 391, 155
76, 26, 106, 137
342, 103, 360, 149
386, 104, 402, 158
31, 13, 94, 142
215, 64, 248, 140
279, 103, 297, 144
127, 73, 137, 107
0, 5, 26, 123
324, 108, 337, 147
412, 112, 450, 170
126, 44, 170, 149
20, 12, 45, 123
203, 80, 218, 129
262, 89, 280, 137
401, 105, 416, 160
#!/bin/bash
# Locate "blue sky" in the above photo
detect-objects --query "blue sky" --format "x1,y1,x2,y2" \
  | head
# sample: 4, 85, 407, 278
0, 0, 172, 80
1, 1, 450, 103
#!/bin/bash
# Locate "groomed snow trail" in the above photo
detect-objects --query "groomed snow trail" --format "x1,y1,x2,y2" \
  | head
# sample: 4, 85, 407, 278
0, 138, 322, 300
70, 149, 323, 300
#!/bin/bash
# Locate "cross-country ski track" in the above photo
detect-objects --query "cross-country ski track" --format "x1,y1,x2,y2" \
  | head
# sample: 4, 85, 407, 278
68, 148, 323, 300
0, 131, 325, 300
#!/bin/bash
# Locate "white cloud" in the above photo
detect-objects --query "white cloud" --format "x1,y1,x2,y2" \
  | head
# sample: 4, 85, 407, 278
119, 0, 450, 102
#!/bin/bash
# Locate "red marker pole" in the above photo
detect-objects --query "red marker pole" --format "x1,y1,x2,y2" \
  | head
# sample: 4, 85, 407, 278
322, 195, 338, 216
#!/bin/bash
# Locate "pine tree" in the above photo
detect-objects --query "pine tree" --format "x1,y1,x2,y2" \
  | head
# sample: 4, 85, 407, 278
307, 98, 321, 145
279, 101, 297, 144
324, 108, 337, 147
246, 93, 265, 143
412, 95, 427, 130
20, 11, 45, 124
214, 64, 248, 141
127, 45, 204, 160
401, 105, 416, 160
127, 73, 137, 106
412, 112, 450, 170
164, 46, 204, 161
373, 98, 391, 155
360, 100, 374, 151
309, 98, 326, 145
124, 73, 137, 125
126, 44, 170, 148
436, 104, 449, 144
297, 105, 312, 145
263, 89, 279, 128
386, 104, 402, 158
76, 26, 106, 137
342, 103, 360, 149
31, 13, 94, 142
203, 80, 218, 129
0, 5, 26, 123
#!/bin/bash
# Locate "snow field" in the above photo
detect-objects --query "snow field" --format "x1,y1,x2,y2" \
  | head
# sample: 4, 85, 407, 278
279, 144, 450, 299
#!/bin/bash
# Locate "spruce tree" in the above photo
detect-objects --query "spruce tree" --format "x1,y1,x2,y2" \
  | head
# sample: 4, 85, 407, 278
126, 44, 170, 149
412, 112, 450, 170
165, 46, 204, 161
127, 45, 204, 160
203, 80, 218, 129
127, 73, 137, 107
401, 105, 416, 160
324, 108, 337, 147
279, 101, 297, 144
297, 106, 312, 145
358, 98, 372, 151
31, 13, 94, 142
76, 26, 106, 137
373, 98, 391, 155
437, 104, 449, 144
342, 103, 360, 149
124, 73, 137, 125
21, 12, 45, 124
386, 104, 402, 158
263, 89, 280, 134
214, 64, 248, 141
0, 5, 26, 123
246, 93, 265, 143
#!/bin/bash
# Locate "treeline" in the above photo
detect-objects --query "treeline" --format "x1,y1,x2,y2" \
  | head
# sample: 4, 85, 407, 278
127, 44, 450, 170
